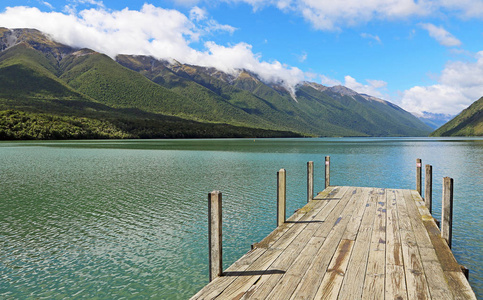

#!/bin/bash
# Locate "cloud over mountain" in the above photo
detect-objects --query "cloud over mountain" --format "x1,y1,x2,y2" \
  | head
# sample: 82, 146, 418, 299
0, 5, 304, 93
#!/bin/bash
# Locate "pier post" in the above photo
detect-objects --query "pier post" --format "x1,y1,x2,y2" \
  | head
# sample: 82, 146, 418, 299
307, 161, 314, 203
416, 158, 422, 195
442, 177, 453, 248
277, 169, 286, 227
325, 156, 330, 189
425, 164, 433, 214
208, 190, 222, 281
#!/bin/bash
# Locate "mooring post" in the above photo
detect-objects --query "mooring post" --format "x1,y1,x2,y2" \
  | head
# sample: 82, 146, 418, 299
277, 168, 286, 227
416, 158, 422, 195
208, 190, 222, 281
307, 161, 314, 203
425, 164, 433, 214
441, 177, 453, 248
325, 156, 330, 189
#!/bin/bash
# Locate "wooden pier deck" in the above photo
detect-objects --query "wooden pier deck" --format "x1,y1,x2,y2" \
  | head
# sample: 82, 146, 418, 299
191, 186, 476, 299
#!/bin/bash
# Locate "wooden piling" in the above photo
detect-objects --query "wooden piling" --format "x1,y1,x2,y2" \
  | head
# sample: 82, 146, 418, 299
208, 190, 222, 281
442, 177, 453, 248
325, 156, 330, 189
277, 168, 286, 227
425, 164, 432, 213
307, 161, 314, 203
416, 158, 422, 195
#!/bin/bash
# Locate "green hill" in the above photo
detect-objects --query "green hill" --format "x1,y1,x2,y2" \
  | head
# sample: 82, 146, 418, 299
117, 55, 431, 136
0, 27, 433, 139
0, 31, 297, 139
430, 97, 483, 136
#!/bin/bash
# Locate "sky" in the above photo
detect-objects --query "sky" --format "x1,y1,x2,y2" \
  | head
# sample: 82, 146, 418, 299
1, 0, 483, 117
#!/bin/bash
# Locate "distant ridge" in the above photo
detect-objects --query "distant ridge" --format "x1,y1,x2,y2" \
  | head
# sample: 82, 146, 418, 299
430, 97, 483, 136
0, 27, 432, 139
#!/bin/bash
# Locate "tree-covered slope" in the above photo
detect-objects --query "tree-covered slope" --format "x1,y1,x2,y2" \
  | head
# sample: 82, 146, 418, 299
118, 54, 431, 136
1, 27, 433, 139
430, 97, 483, 136
0, 29, 297, 139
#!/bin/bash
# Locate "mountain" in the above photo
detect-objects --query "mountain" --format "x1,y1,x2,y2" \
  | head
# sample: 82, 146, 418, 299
430, 97, 483, 136
116, 54, 432, 136
415, 112, 454, 130
0, 28, 298, 139
0, 27, 432, 139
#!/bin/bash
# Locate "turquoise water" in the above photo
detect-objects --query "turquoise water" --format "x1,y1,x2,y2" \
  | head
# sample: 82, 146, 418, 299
0, 137, 482, 299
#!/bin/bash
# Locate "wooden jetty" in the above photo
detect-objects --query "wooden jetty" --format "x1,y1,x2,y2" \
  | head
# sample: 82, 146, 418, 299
192, 158, 476, 299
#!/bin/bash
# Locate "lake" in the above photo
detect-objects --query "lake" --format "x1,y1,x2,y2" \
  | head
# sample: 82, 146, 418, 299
0, 137, 482, 299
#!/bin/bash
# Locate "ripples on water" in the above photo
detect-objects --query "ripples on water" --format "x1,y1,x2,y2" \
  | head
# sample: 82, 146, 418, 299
0, 138, 482, 299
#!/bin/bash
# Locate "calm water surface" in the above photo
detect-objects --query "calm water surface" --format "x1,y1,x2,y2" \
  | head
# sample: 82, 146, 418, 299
0, 138, 482, 299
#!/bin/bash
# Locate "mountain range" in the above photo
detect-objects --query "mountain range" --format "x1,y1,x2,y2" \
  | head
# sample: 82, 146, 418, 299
0, 27, 434, 139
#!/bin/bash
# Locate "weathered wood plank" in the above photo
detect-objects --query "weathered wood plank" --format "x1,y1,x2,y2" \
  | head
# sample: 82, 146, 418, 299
253, 186, 340, 250
242, 206, 336, 300
337, 188, 381, 300
405, 191, 457, 299
445, 271, 477, 299
397, 189, 431, 300
406, 191, 436, 249
231, 187, 351, 299
314, 239, 354, 300
207, 198, 334, 300
240, 222, 320, 299
385, 189, 407, 300
269, 187, 364, 300
342, 186, 374, 241
362, 188, 387, 299
213, 247, 285, 299
190, 248, 266, 299
407, 190, 476, 299
386, 264, 407, 300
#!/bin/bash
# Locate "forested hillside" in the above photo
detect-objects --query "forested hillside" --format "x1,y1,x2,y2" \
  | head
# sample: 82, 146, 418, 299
431, 97, 483, 136
0, 27, 433, 139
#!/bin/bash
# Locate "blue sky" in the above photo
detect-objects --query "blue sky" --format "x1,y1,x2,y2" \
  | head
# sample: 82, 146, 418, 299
1, 0, 483, 116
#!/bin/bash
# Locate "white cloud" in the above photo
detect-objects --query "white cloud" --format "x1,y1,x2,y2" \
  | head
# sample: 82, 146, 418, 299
220, 0, 483, 30
296, 51, 307, 62
204, 19, 237, 34
0, 5, 302, 93
38, 1, 54, 10
401, 51, 483, 115
344, 76, 387, 98
189, 6, 207, 21
420, 23, 461, 47
319, 75, 341, 86
360, 32, 382, 44
201, 41, 305, 94
227, 0, 431, 31
77, 0, 105, 7
438, 0, 483, 18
